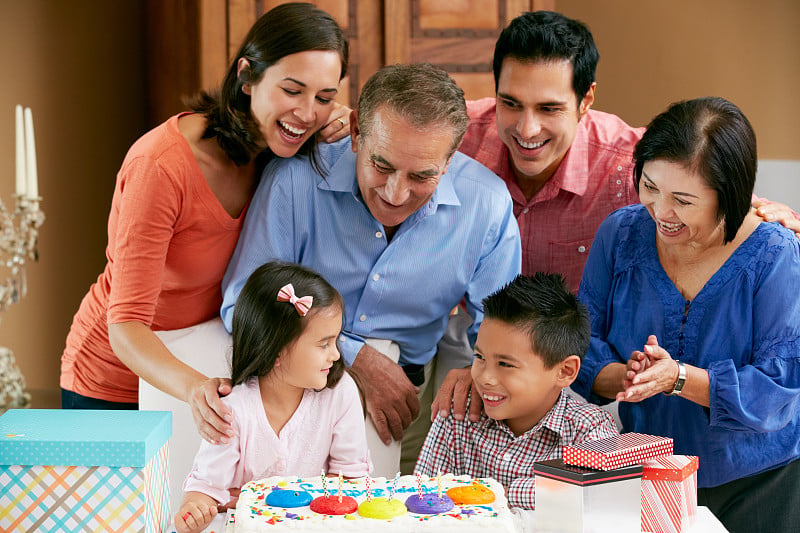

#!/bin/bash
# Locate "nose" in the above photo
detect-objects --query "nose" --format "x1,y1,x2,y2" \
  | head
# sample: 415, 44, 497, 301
517, 108, 541, 139
331, 346, 340, 362
652, 196, 674, 220
293, 95, 316, 124
473, 363, 496, 388
383, 174, 410, 205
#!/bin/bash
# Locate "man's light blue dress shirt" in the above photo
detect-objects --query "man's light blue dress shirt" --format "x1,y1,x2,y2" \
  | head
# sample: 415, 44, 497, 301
221, 138, 521, 367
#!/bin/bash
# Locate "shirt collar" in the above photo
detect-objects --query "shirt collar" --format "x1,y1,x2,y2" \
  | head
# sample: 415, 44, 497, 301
546, 115, 591, 197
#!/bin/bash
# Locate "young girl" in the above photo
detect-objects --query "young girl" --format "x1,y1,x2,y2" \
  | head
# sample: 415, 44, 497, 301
175, 262, 370, 533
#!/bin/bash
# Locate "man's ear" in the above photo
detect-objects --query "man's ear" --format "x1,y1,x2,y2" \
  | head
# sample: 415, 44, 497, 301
578, 82, 596, 118
556, 355, 581, 387
349, 110, 360, 153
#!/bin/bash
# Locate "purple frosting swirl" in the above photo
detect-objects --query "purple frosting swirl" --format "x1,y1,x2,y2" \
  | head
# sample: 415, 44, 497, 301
404, 493, 455, 514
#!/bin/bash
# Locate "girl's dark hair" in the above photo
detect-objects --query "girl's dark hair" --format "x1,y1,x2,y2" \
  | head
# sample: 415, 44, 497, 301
187, 2, 348, 167
633, 97, 757, 244
231, 261, 345, 388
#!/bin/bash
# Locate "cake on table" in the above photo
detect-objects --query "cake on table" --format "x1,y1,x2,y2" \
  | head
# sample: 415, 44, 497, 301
226, 474, 519, 532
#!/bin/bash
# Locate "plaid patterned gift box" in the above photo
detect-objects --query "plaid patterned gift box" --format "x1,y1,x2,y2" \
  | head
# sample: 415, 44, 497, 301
0, 409, 171, 533
534, 459, 643, 533
563, 433, 673, 471
641, 455, 699, 533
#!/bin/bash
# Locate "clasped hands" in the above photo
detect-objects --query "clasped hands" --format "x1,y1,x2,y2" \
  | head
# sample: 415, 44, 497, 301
617, 334, 681, 402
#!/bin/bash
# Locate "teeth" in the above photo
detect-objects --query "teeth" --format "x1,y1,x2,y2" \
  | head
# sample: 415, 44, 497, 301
517, 138, 545, 149
483, 394, 503, 401
658, 220, 684, 233
279, 121, 307, 136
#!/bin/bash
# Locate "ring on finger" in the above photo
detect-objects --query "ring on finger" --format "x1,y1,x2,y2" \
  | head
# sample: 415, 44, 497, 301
337, 118, 346, 127
183, 512, 191, 521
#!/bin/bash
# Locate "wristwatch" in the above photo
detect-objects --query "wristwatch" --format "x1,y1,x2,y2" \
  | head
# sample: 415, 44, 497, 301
665, 360, 686, 396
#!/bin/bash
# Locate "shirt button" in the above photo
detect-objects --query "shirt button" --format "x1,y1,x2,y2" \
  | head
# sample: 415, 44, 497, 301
502, 453, 512, 462
359, 314, 367, 322
617, 165, 623, 171
578, 245, 586, 253
372, 274, 380, 281
617, 192, 622, 198
616, 179, 622, 185
522, 208, 529, 214
375, 231, 383, 238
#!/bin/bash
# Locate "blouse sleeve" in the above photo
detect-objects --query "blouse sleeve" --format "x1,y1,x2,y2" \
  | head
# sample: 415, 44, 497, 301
107, 155, 181, 325
573, 215, 625, 404
182, 411, 242, 504
326, 373, 371, 477
708, 230, 800, 432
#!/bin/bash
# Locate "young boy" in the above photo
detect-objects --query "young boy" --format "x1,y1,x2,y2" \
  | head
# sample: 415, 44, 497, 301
415, 273, 618, 509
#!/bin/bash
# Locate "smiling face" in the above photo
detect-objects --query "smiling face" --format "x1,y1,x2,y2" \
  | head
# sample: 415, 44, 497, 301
352, 106, 455, 232
276, 305, 343, 391
639, 159, 724, 249
471, 318, 569, 436
495, 58, 594, 189
243, 50, 342, 158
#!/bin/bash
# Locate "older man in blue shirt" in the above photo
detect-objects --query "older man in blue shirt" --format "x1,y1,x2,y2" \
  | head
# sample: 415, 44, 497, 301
221, 63, 520, 473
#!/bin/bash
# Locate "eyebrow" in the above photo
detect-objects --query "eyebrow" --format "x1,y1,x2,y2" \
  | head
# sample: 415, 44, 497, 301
473, 345, 521, 363
371, 154, 441, 177
283, 77, 339, 94
497, 92, 567, 108
641, 171, 699, 198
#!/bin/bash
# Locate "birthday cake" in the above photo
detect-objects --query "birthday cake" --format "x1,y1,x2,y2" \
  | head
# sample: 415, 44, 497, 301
227, 474, 518, 532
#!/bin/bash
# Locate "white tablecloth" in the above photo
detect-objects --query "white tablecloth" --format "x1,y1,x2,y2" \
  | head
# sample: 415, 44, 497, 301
172, 505, 727, 533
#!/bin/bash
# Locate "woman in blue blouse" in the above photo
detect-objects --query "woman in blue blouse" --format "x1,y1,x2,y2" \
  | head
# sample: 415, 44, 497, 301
572, 97, 800, 533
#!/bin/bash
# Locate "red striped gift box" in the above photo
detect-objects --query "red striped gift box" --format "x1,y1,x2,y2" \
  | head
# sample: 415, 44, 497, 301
641, 455, 699, 533
563, 433, 673, 470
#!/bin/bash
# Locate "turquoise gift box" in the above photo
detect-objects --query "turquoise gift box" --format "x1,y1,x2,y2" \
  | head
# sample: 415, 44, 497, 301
0, 409, 171, 533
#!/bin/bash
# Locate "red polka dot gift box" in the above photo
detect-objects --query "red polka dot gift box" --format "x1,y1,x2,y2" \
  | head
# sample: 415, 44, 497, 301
641, 455, 699, 533
563, 433, 673, 471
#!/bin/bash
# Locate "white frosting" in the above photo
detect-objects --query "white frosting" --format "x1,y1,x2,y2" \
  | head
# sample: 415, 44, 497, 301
228, 474, 518, 532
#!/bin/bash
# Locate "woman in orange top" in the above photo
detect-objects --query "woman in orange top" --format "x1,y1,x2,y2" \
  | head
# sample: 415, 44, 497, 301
60, 3, 350, 445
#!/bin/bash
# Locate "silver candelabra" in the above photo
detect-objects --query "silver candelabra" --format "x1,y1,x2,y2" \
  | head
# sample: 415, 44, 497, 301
1, 105, 44, 413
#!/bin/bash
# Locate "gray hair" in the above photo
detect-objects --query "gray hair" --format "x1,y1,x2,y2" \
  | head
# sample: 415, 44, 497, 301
356, 63, 469, 156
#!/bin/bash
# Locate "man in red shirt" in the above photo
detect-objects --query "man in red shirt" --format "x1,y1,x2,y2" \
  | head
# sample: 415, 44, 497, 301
435, 10, 800, 424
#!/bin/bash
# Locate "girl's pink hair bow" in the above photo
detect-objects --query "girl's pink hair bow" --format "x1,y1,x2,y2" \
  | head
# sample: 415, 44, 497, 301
277, 283, 314, 316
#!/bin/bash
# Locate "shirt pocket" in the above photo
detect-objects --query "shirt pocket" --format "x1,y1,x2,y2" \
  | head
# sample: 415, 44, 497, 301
548, 237, 594, 292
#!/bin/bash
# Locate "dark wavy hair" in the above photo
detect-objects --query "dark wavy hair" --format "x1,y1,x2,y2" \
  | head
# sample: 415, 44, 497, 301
633, 97, 757, 244
187, 2, 348, 167
493, 11, 598, 107
483, 273, 590, 368
231, 261, 345, 389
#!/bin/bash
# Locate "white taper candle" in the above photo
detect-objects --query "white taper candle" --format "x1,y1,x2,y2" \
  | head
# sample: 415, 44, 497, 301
15, 105, 26, 196
24, 107, 38, 199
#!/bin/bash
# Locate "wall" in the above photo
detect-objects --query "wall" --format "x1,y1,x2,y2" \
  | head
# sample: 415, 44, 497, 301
557, 0, 800, 208
0, 0, 147, 405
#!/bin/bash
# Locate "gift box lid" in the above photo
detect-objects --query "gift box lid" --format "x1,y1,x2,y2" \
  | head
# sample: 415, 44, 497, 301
642, 455, 699, 482
563, 433, 673, 471
0, 409, 171, 467
534, 459, 643, 487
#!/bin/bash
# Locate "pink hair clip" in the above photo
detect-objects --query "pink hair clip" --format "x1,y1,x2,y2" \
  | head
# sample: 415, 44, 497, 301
277, 283, 313, 316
